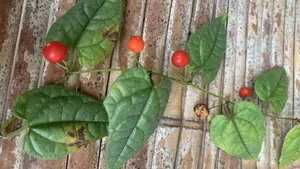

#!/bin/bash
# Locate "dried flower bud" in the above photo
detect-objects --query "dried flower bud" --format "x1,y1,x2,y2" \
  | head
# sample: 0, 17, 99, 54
194, 104, 209, 121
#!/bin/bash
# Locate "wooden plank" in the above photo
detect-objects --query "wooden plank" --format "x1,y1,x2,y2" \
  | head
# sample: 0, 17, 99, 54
67, 52, 111, 169
224, 1, 250, 169
67, 57, 112, 169
293, 0, 300, 121
200, 0, 228, 169
0, 1, 25, 168
175, 128, 203, 169
281, 0, 295, 136
159, 0, 196, 168
188, 1, 215, 169
108, 0, 146, 86
0, 1, 54, 169
219, 0, 241, 168
187, 0, 215, 125
141, 0, 172, 85
263, 1, 296, 169
232, 1, 256, 169
269, 4, 285, 163
138, 0, 179, 168
97, 1, 147, 169
120, 2, 157, 169
279, 0, 296, 168
66, 0, 125, 166
245, 1, 268, 169
2, 0, 300, 169
152, 127, 180, 169
0, 0, 23, 122
42, 0, 77, 86
28, 1, 77, 169
27, 157, 67, 169
231, 0, 257, 168
292, 1, 300, 168
259, 0, 283, 169
67, 135, 101, 169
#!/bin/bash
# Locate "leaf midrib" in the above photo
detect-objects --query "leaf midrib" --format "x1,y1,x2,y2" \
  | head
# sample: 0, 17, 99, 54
30, 130, 68, 145
200, 19, 224, 69
29, 121, 108, 128
111, 89, 155, 169
73, 0, 107, 48
232, 118, 256, 160
268, 70, 285, 99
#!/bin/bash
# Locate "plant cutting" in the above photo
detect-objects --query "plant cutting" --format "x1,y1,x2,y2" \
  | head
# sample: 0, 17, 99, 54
0, 1, 298, 169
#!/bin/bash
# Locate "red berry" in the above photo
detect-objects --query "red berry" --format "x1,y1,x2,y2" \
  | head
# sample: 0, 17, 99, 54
43, 41, 67, 63
127, 36, 144, 53
239, 87, 251, 98
171, 50, 189, 68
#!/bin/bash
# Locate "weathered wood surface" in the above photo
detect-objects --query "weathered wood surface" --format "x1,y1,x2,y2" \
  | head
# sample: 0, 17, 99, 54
0, 0, 299, 168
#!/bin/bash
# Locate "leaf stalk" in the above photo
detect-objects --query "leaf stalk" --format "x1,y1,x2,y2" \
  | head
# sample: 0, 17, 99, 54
0, 125, 28, 140
0, 117, 17, 132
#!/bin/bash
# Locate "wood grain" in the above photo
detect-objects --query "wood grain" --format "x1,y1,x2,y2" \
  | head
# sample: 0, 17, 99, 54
98, 1, 147, 169
292, 1, 300, 168
0, 0, 55, 168
140, 1, 175, 168
0, 0, 23, 122
217, 0, 241, 168
161, 1, 196, 169
29, 1, 77, 169
0, 1, 25, 167
280, 0, 296, 168
1, 0, 300, 168
201, 0, 228, 168
245, 1, 269, 169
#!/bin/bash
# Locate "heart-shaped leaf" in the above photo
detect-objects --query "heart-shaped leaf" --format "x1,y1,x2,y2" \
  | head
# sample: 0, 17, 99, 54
103, 67, 171, 169
46, 0, 124, 67
279, 125, 300, 169
187, 13, 227, 85
254, 67, 288, 113
12, 85, 108, 159
210, 102, 265, 160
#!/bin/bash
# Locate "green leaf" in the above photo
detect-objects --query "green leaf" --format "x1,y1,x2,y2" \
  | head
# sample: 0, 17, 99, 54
187, 13, 227, 85
104, 67, 171, 169
279, 125, 300, 169
210, 102, 265, 160
46, 0, 124, 67
254, 67, 288, 113
12, 85, 108, 159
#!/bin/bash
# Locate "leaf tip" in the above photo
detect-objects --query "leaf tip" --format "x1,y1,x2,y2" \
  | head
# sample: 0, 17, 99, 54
279, 164, 284, 169
252, 157, 259, 162
220, 13, 228, 22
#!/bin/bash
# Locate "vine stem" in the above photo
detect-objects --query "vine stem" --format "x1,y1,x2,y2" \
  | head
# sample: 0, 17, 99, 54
209, 104, 223, 110
170, 65, 185, 80
189, 83, 234, 104
0, 117, 17, 132
0, 125, 28, 139
69, 48, 76, 70
55, 74, 71, 84
263, 113, 299, 121
57, 62, 69, 71
55, 68, 128, 85
129, 54, 143, 67
58, 68, 235, 104
170, 77, 235, 104
71, 68, 128, 74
